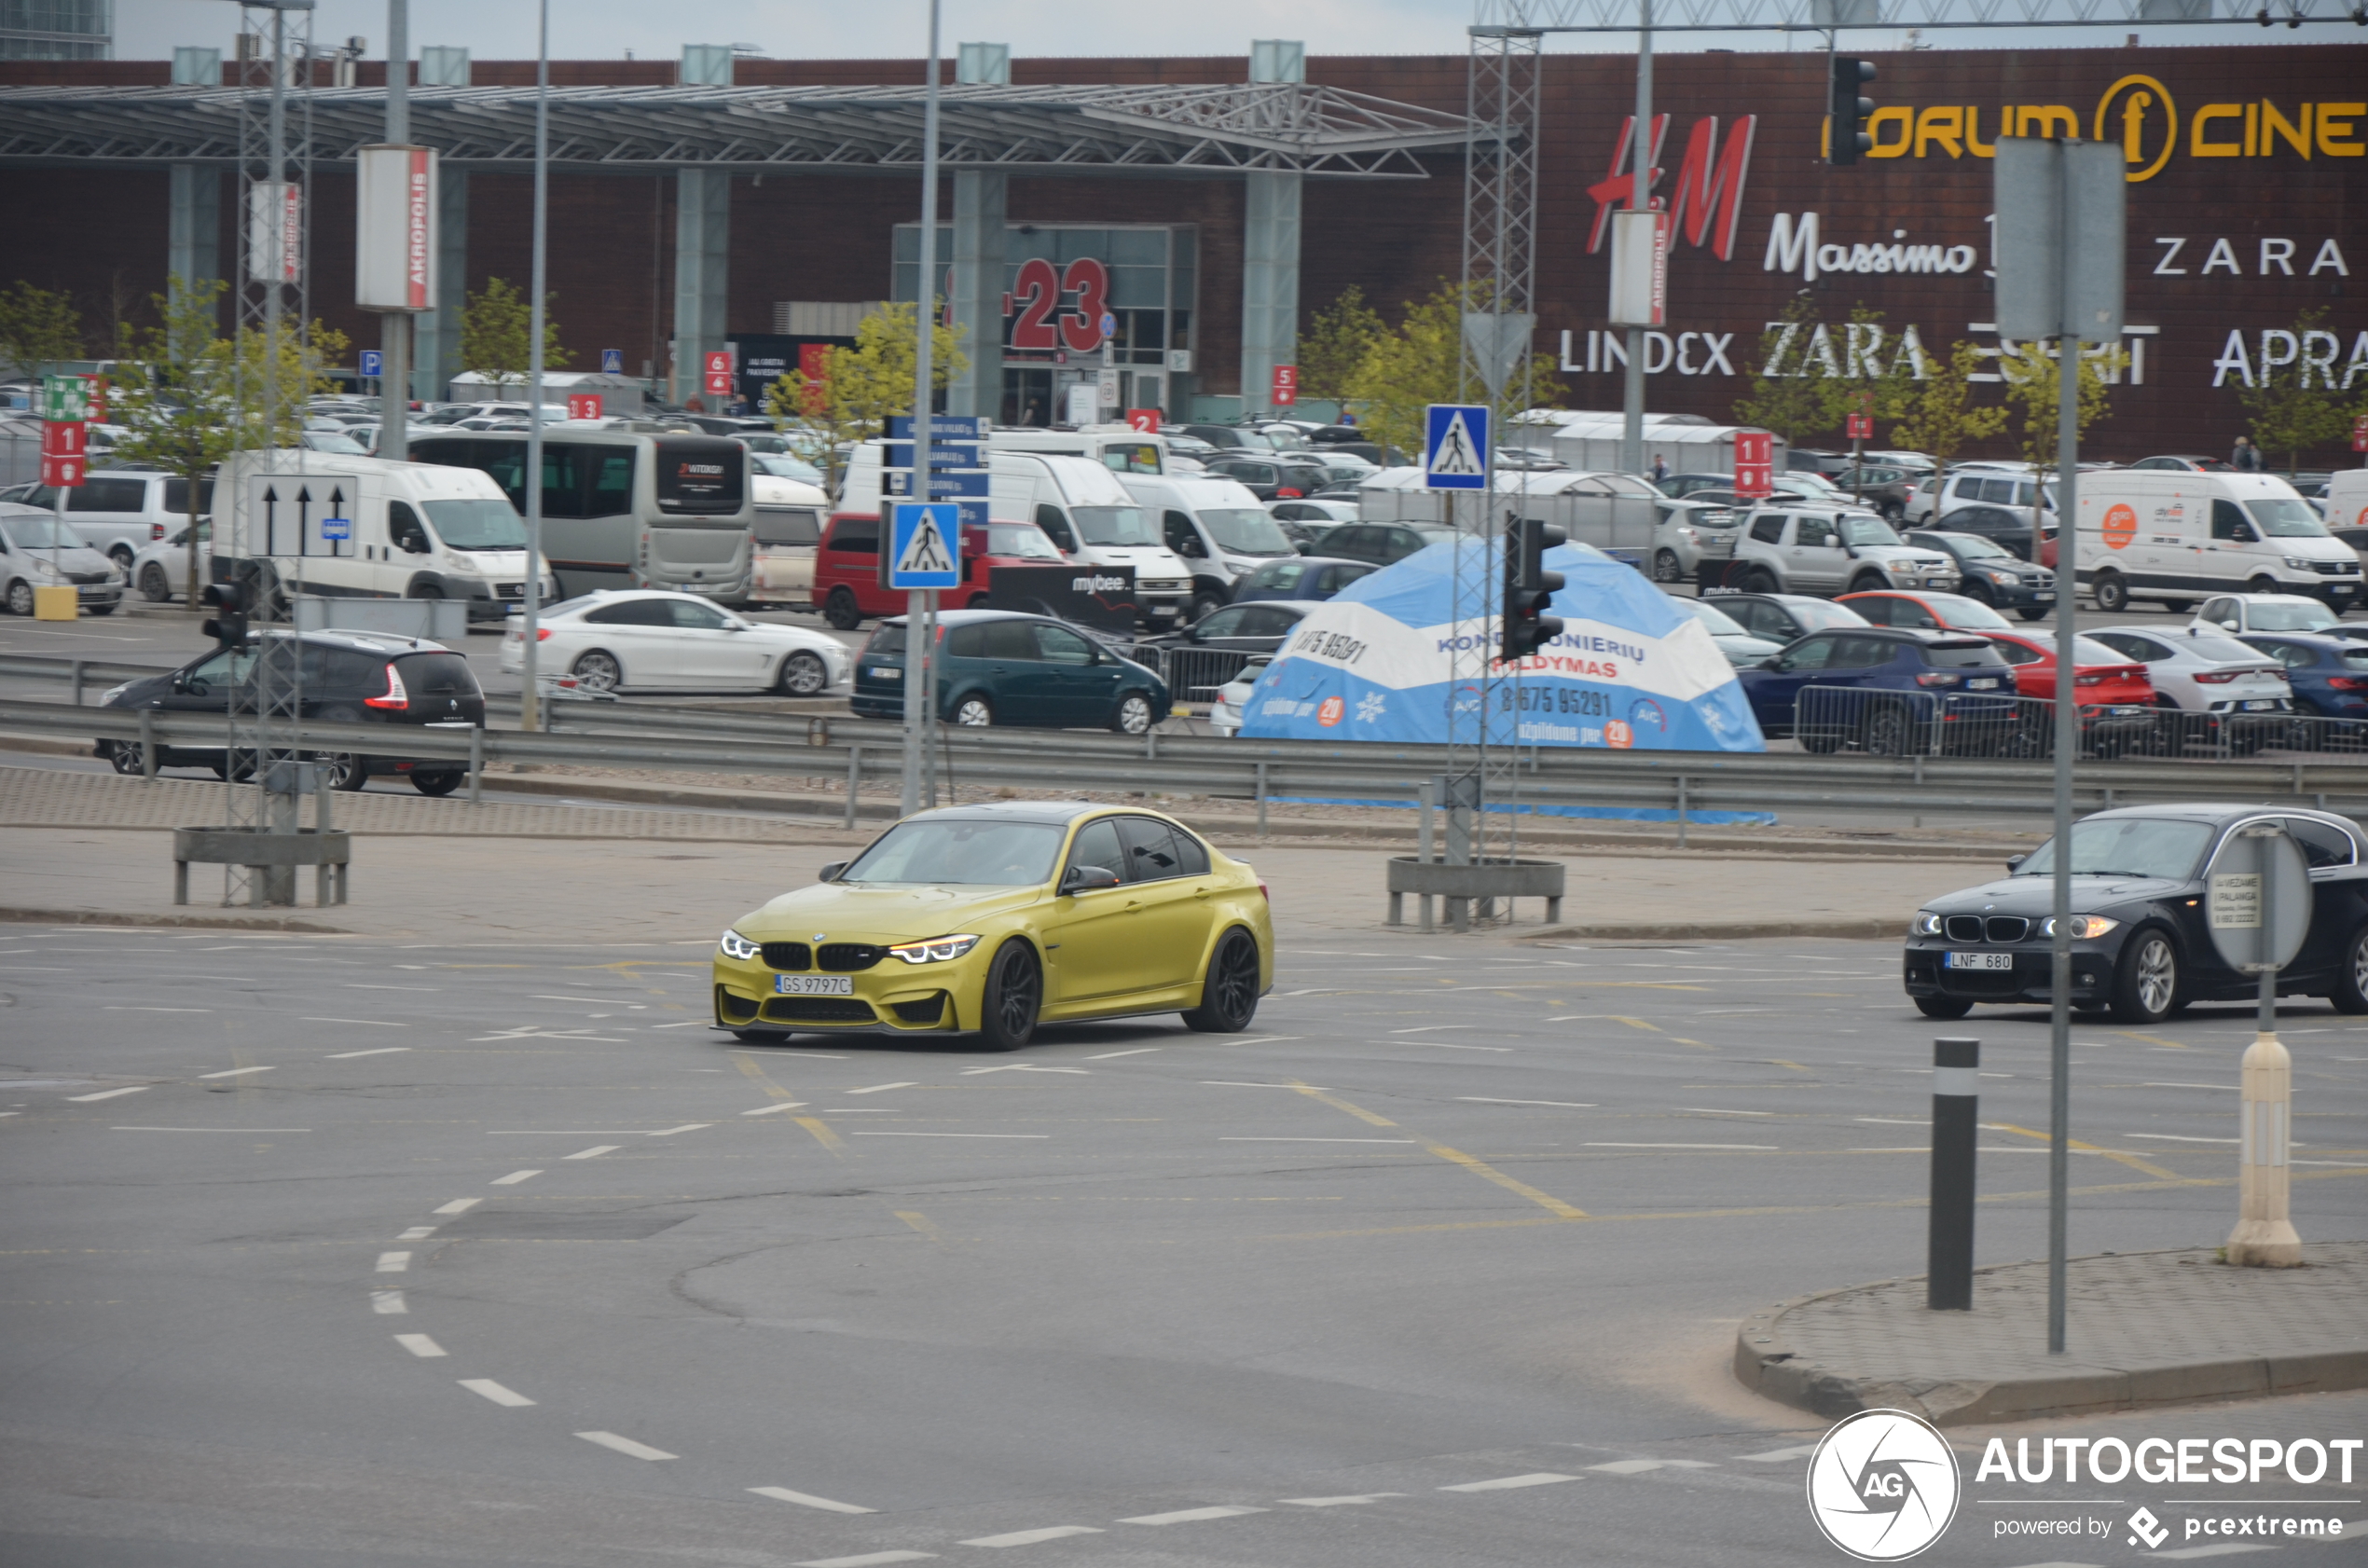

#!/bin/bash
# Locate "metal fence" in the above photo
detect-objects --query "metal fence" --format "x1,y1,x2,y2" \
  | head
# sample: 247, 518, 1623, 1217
13, 653, 2368, 832
1793, 685, 2368, 763
1122, 644, 1258, 705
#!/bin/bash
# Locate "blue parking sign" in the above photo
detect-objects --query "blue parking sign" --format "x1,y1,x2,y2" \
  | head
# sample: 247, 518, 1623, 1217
1424, 404, 1490, 490
888, 502, 961, 590
359, 350, 382, 379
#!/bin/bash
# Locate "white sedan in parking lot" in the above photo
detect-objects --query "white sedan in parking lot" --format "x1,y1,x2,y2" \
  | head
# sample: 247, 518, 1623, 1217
2085, 625, 2292, 713
131, 520, 210, 602
502, 589, 851, 695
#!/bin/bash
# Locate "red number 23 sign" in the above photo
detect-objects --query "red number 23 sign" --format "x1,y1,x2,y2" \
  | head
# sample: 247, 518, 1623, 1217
1008, 257, 1110, 353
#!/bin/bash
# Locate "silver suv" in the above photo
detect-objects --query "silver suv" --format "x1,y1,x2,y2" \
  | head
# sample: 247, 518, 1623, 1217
1728, 505, 1959, 598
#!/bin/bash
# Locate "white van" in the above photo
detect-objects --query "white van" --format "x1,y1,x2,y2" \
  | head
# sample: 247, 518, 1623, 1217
4, 468, 213, 571
1120, 472, 1299, 618
2325, 469, 2368, 534
747, 472, 830, 607
841, 444, 1194, 626
2076, 470, 2361, 614
216, 449, 553, 625
986, 424, 1168, 475
407, 429, 755, 601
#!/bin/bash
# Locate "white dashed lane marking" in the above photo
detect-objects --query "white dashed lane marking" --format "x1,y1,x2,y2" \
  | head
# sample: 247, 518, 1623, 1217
1586, 1459, 1717, 1475
844, 1083, 917, 1095
374, 1252, 410, 1272
1280, 1493, 1407, 1506
433, 1198, 481, 1215
66, 1086, 147, 1102
197, 1066, 274, 1080
575, 1430, 677, 1461
325, 1047, 410, 1058
458, 1379, 535, 1407
369, 1291, 405, 1314
794, 1553, 937, 1568
489, 1170, 542, 1184
1460, 1097, 1597, 1108
1120, 1506, 1266, 1525
1439, 1474, 1579, 1492
748, 1487, 876, 1515
959, 1527, 1104, 1547
1738, 1445, 1819, 1463
393, 1334, 446, 1358
742, 1103, 808, 1116
563, 1146, 621, 1160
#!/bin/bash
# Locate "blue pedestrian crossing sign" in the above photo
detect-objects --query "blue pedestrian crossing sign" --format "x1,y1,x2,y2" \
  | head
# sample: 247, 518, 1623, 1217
600, 348, 624, 374
1424, 404, 1491, 490
888, 502, 961, 590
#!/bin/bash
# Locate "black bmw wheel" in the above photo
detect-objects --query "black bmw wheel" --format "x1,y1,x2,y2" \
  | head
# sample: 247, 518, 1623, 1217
2329, 922, 2368, 1015
978, 939, 1040, 1051
2110, 928, 2180, 1025
411, 770, 463, 797
1914, 995, 1974, 1020
1182, 928, 1261, 1033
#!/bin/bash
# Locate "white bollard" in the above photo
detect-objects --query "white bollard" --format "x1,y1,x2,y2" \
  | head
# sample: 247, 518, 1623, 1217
2225, 1030, 2302, 1267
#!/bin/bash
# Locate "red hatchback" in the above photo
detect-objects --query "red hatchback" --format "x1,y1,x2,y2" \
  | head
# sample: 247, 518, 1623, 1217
812, 514, 1069, 630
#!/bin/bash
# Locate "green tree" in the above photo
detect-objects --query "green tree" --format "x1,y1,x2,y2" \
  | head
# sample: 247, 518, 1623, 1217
110, 278, 351, 611
1341, 281, 1564, 461
1730, 291, 1831, 449
458, 277, 568, 393
1888, 339, 2008, 489
0, 281, 84, 377
1296, 285, 1384, 408
764, 301, 967, 493
1997, 339, 2120, 467
2241, 306, 2354, 476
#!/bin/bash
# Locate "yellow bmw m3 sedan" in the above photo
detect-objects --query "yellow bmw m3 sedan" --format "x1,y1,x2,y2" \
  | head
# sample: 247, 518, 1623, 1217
713, 802, 1273, 1050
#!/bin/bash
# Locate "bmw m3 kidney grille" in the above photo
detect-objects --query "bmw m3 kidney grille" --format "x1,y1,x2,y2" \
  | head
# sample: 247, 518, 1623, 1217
760, 942, 811, 970
818, 942, 886, 971
1944, 915, 2031, 943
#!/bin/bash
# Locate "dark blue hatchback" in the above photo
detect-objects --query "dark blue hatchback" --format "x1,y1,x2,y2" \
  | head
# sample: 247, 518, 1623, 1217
1738, 626, 2018, 749
851, 609, 1171, 735
2238, 631, 2368, 720
1230, 555, 1375, 605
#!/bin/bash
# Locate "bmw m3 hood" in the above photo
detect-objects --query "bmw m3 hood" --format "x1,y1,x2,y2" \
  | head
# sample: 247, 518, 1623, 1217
1922, 874, 2186, 917
737, 882, 1044, 938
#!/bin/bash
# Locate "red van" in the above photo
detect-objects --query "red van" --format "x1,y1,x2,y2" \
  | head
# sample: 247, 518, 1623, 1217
811, 513, 1069, 629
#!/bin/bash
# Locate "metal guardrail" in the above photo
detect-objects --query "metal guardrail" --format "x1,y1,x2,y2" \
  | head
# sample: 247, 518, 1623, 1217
1793, 686, 2368, 763
9, 688, 2368, 833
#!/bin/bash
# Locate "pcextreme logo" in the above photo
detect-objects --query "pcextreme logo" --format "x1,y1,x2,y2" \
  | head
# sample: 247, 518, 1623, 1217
1806, 1410, 1962, 1561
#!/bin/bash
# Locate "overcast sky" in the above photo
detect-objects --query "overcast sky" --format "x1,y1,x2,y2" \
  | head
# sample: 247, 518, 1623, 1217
114, 0, 2279, 64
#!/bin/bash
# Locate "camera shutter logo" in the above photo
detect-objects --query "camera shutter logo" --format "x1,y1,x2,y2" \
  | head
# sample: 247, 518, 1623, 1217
1806, 1409, 1961, 1561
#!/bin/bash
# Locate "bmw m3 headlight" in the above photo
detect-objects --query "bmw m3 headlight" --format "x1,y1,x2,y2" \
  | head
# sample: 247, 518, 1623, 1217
1911, 913, 1943, 936
718, 928, 761, 960
2041, 915, 2120, 939
888, 933, 982, 964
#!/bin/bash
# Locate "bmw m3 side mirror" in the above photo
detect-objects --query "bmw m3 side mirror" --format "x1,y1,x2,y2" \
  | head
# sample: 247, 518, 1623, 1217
2005, 854, 2027, 872
818, 861, 847, 882
1060, 865, 1121, 894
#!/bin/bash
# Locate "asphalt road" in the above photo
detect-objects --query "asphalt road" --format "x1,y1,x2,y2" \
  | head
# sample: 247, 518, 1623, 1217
4, 922, 2362, 1567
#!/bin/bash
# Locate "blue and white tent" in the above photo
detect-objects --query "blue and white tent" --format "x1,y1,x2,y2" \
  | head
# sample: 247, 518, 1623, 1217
1237, 540, 1765, 753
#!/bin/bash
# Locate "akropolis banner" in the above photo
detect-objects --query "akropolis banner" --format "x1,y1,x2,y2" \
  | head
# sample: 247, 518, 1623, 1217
1235, 540, 1765, 754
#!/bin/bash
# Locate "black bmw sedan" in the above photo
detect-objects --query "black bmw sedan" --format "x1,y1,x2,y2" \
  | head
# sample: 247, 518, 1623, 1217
1903, 805, 2368, 1025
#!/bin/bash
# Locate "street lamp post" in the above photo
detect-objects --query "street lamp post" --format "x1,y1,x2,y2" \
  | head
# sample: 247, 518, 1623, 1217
518, 0, 550, 732
900, 0, 944, 817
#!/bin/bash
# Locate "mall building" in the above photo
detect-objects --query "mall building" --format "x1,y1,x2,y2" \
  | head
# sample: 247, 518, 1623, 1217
0, 36, 2361, 461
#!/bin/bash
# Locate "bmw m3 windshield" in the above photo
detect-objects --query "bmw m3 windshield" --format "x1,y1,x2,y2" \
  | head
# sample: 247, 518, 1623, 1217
841, 818, 1067, 886
2015, 818, 2214, 881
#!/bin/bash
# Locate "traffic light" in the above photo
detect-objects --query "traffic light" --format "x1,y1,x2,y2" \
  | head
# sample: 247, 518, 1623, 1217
1500, 518, 1566, 664
200, 580, 248, 649
1828, 57, 1877, 166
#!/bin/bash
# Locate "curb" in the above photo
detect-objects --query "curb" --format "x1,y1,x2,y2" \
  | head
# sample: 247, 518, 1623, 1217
0, 906, 350, 934
1732, 1248, 2368, 1425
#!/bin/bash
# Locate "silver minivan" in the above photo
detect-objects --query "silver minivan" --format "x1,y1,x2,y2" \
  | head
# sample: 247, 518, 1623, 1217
0, 502, 127, 615
1, 469, 213, 571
